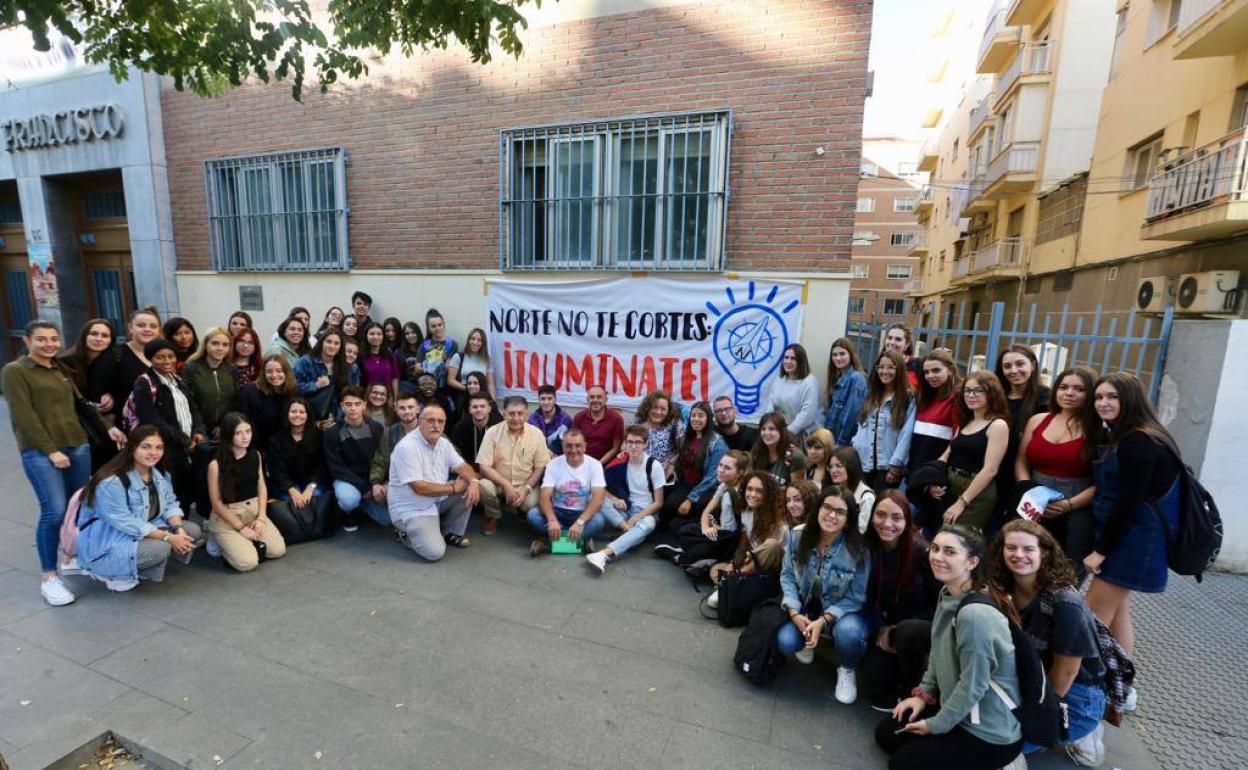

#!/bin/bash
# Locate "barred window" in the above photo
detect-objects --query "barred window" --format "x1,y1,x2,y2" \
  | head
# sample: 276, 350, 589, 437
848, 296, 866, 314
501, 111, 730, 271
83, 190, 127, 220
205, 147, 349, 271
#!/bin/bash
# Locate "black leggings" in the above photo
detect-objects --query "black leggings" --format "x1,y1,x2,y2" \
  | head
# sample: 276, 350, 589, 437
875, 708, 1024, 770
673, 519, 738, 565
657, 485, 709, 536
859, 618, 932, 701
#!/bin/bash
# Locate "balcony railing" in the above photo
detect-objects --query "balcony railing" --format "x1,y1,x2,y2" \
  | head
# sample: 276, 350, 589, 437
970, 94, 995, 137
971, 237, 1026, 272
1179, 0, 1230, 35
903, 278, 925, 294
953, 258, 971, 278
987, 140, 1040, 185
998, 43, 1051, 97
907, 231, 930, 253
978, 2, 1009, 65
1145, 128, 1248, 221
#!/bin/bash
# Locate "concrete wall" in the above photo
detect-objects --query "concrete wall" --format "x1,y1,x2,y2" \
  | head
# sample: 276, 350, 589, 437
1040, 0, 1114, 190
174, 269, 852, 402
1162, 319, 1247, 572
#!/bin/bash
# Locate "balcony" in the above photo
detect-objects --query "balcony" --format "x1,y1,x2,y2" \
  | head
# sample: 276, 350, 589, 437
907, 231, 930, 256
968, 237, 1027, 281
915, 185, 935, 218
969, 93, 996, 141
1005, 0, 1046, 26
1174, 0, 1248, 59
961, 174, 994, 215
977, 2, 1022, 74
984, 140, 1040, 197
1142, 128, 1248, 241
952, 258, 971, 279
995, 44, 1051, 107
903, 277, 926, 296
918, 137, 939, 173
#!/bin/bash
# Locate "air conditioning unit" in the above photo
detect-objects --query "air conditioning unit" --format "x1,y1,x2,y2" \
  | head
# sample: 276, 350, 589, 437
1136, 276, 1175, 314
1176, 270, 1241, 314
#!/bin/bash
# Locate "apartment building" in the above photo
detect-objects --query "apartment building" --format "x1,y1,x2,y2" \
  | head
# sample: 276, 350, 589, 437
1069, 0, 1248, 316
910, 0, 1117, 321
850, 139, 926, 322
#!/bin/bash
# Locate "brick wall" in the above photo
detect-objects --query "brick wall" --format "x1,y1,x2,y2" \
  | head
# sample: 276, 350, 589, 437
162, 0, 870, 272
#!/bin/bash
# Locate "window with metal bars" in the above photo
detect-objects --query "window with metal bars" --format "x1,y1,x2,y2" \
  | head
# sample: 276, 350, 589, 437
205, 147, 348, 271
500, 111, 731, 271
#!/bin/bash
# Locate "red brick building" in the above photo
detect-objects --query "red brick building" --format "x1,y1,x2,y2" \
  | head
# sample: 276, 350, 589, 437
160, 0, 869, 377
849, 141, 925, 323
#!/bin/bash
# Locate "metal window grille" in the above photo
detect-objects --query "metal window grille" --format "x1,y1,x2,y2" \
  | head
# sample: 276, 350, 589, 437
848, 296, 866, 314
205, 147, 349, 271
499, 110, 731, 271
83, 190, 127, 220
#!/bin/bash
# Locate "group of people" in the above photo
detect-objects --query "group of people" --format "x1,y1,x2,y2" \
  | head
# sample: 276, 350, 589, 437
6, 302, 1187, 769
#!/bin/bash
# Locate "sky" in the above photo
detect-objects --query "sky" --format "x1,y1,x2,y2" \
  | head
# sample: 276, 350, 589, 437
863, 0, 935, 139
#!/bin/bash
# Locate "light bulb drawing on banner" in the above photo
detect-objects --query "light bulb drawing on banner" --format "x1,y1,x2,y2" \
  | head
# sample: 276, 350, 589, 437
707, 281, 800, 416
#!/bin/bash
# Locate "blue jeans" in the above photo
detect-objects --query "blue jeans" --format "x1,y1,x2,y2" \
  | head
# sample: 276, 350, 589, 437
333, 480, 391, 526
776, 610, 869, 669
1024, 682, 1107, 753
21, 445, 91, 572
526, 505, 606, 540
601, 502, 656, 556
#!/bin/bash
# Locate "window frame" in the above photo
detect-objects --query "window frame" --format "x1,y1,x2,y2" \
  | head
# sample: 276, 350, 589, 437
889, 231, 918, 247
848, 296, 867, 315
856, 196, 876, 213
886, 264, 913, 280
882, 298, 906, 315
893, 197, 919, 213
851, 264, 871, 278
1126, 132, 1164, 190
500, 110, 731, 271
204, 146, 350, 272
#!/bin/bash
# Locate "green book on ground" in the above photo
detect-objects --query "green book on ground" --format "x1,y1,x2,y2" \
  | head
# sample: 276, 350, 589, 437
551, 534, 582, 554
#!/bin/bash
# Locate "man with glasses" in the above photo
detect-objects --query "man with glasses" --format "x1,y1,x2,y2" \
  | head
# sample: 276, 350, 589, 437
476, 396, 552, 535
526, 429, 607, 557
584, 425, 668, 575
712, 396, 759, 452
387, 403, 481, 561
571, 385, 624, 463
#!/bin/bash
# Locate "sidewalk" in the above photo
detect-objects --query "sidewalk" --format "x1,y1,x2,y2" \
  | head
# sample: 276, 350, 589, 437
0, 401, 1240, 769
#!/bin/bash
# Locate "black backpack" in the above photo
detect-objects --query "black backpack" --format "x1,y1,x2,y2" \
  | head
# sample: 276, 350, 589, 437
1157, 435, 1222, 581
955, 593, 1067, 749
733, 597, 789, 686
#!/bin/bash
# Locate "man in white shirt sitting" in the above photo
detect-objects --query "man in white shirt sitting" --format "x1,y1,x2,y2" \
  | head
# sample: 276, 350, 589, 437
387, 404, 481, 561
526, 429, 607, 557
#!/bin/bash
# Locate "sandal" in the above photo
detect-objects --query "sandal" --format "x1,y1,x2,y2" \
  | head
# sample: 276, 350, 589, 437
443, 533, 472, 549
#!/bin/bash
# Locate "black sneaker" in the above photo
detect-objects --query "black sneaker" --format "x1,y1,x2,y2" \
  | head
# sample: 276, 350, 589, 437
341, 513, 360, 533
653, 544, 683, 560
869, 691, 901, 713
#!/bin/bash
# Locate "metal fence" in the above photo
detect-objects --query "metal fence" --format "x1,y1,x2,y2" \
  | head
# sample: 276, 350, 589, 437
848, 301, 1176, 402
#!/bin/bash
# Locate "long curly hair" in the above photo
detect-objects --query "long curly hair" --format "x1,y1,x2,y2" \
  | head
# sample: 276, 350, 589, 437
739, 470, 786, 546
988, 519, 1078, 599
862, 350, 913, 429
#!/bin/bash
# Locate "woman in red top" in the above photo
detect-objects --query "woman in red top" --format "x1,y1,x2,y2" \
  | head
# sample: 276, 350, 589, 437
1015, 366, 1100, 574
908, 350, 961, 475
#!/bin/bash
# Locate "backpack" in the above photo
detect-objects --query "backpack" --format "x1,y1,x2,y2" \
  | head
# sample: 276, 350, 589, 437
60, 474, 132, 563
1092, 615, 1136, 726
603, 454, 658, 506
121, 373, 158, 433
733, 597, 789, 686
955, 593, 1067, 748
1157, 435, 1222, 581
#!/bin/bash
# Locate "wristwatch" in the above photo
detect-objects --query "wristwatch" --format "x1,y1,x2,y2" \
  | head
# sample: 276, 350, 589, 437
162, 532, 172, 542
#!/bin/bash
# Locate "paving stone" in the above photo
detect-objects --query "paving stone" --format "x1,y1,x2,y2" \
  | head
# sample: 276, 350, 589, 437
3, 600, 168, 666
0, 568, 52, 626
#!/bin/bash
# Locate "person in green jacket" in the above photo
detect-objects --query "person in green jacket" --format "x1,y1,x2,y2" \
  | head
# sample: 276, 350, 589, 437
875, 525, 1025, 770
181, 326, 239, 441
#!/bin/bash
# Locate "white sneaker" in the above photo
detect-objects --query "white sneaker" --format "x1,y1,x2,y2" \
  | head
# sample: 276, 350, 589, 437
794, 648, 815, 664
834, 666, 857, 704
59, 556, 85, 576
1123, 686, 1138, 713
40, 576, 76, 606
586, 551, 608, 575
1066, 722, 1106, 767
104, 578, 139, 592
206, 536, 222, 558
707, 589, 719, 609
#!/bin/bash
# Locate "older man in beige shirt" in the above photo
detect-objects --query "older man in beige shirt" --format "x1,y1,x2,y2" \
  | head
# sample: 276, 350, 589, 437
476, 396, 551, 535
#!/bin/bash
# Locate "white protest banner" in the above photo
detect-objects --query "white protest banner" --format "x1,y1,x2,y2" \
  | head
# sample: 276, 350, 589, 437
486, 276, 805, 417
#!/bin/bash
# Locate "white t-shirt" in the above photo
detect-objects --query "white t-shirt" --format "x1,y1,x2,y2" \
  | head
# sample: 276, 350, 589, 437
541, 455, 606, 512
449, 352, 488, 378
387, 431, 465, 522
626, 457, 667, 510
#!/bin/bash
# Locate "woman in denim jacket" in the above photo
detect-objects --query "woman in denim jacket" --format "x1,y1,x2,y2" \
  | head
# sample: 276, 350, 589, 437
777, 485, 872, 705
77, 425, 201, 592
852, 350, 917, 491
293, 331, 359, 422
824, 338, 869, 446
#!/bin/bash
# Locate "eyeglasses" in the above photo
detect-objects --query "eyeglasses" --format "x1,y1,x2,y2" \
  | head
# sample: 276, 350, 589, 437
622, 439, 646, 446
822, 506, 849, 517
963, 388, 987, 397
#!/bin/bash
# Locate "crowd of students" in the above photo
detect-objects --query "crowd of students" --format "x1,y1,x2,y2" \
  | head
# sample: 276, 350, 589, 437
5, 302, 1188, 769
